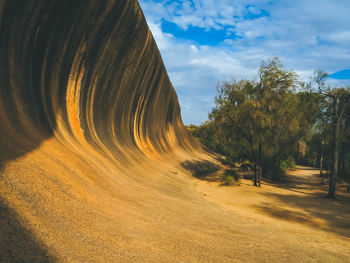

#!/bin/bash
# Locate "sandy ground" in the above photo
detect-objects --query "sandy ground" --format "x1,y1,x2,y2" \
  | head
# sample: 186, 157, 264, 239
1, 144, 350, 262
196, 165, 350, 262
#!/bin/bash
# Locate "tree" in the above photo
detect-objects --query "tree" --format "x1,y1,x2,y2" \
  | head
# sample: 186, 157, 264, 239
256, 58, 300, 179
313, 69, 350, 198
211, 57, 306, 185
211, 79, 264, 186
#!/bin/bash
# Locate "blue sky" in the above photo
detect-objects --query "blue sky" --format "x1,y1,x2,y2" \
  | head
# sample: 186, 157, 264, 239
139, 0, 350, 125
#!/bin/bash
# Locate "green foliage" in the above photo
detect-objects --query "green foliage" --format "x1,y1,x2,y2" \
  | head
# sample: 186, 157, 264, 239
306, 83, 350, 183
186, 122, 224, 154
280, 158, 296, 173
189, 58, 350, 193
222, 170, 239, 186
211, 57, 308, 180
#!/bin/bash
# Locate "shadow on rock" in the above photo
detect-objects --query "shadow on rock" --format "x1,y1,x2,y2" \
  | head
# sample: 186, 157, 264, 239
0, 198, 54, 262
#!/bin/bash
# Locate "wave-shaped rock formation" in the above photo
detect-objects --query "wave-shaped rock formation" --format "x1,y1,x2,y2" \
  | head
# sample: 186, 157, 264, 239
1, 1, 349, 262
0, 0, 208, 261
0, 0, 197, 161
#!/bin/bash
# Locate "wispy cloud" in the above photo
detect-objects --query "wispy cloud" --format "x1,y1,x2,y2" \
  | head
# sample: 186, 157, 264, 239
140, 0, 350, 124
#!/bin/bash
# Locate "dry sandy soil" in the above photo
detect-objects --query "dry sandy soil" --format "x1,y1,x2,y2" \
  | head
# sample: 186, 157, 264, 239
195, 163, 350, 262
1, 145, 350, 262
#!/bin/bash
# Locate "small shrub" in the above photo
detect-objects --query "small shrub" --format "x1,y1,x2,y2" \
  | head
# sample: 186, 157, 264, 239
280, 160, 289, 172
280, 158, 296, 172
222, 169, 239, 186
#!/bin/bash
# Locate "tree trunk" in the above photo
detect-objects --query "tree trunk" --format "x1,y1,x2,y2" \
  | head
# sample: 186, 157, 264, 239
254, 164, 257, 186
258, 166, 262, 187
258, 142, 262, 187
320, 154, 324, 184
328, 98, 340, 198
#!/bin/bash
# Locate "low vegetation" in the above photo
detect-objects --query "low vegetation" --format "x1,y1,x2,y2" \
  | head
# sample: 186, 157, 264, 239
222, 169, 240, 186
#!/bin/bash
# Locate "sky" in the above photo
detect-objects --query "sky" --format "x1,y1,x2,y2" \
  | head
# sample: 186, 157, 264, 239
138, 0, 350, 125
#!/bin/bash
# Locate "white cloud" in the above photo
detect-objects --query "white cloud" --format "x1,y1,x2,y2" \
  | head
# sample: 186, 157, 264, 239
325, 31, 350, 43
140, 0, 350, 124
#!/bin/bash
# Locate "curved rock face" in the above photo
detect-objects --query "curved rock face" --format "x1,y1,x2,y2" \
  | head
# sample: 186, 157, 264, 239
0, 0, 202, 261
0, 0, 196, 164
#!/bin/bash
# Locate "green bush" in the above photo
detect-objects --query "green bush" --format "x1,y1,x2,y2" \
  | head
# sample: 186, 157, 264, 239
222, 170, 239, 186
280, 158, 296, 172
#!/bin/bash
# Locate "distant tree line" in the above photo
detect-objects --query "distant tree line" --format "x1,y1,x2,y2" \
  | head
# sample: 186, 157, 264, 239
187, 57, 350, 198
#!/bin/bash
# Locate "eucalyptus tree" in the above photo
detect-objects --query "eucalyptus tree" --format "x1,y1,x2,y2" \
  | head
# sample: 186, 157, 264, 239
212, 79, 264, 186
256, 58, 300, 179
313, 70, 350, 198
212, 57, 305, 185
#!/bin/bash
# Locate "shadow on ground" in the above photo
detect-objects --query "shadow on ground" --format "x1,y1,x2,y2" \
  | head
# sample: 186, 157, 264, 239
254, 167, 350, 238
254, 191, 350, 238
263, 179, 323, 196
263, 168, 325, 196
181, 160, 221, 182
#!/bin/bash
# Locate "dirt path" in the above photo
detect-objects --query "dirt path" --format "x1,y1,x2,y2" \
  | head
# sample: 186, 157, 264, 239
196, 165, 350, 260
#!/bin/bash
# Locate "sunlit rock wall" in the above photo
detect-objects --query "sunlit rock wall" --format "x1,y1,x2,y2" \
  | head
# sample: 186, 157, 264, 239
0, 0, 198, 165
